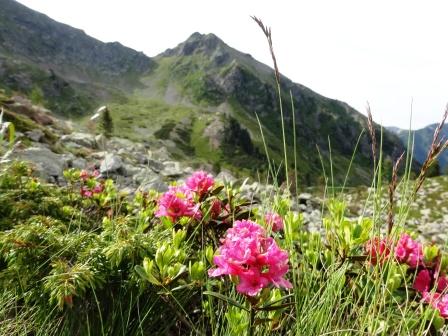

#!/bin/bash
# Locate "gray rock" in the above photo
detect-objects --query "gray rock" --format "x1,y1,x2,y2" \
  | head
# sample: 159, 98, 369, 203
61, 153, 87, 169
123, 164, 142, 177
160, 161, 183, 177
130, 166, 168, 192
90, 151, 107, 159
100, 153, 124, 175
9, 147, 66, 182
298, 193, 312, 202
95, 134, 107, 150
61, 132, 96, 149
72, 157, 87, 169
137, 174, 168, 193
150, 146, 171, 161
132, 168, 154, 184
25, 129, 45, 142
183, 166, 194, 175
145, 158, 165, 172
117, 148, 127, 156
108, 137, 135, 150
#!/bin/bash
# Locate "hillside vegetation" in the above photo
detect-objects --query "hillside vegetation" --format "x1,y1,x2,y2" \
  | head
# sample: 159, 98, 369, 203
0, 0, 414, 185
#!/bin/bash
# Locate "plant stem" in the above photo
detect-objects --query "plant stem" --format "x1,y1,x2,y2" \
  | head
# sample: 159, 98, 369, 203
248, 305, 255, 336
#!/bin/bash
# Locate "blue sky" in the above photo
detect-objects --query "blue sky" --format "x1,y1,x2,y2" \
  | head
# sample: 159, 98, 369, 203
17, 0, 448, 129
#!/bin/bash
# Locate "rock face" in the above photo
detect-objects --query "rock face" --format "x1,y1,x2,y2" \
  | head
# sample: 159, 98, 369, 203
100, 153, 124, 175
61, 132, 97, 149
0, 0, 154, 117
25, 129, 45, 142
0, 0, 153, 84
8, 146, 66, 182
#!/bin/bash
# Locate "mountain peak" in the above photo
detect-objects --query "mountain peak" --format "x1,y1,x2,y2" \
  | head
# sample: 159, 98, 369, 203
161, 32, 226, 57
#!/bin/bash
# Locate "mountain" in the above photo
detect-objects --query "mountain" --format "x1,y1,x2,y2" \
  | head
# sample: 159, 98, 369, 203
0, 0, 153, 116
388, 124, 448, 173
0, 0, 414, 185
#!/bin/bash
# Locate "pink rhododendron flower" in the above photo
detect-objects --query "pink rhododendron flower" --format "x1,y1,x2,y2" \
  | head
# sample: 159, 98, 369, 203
395, 234, 423, 268
413, 269, 432, 294
92, 184, 104, 194
80, 170, 90, 181
364, 237, 391, 265
186, 171, 214, 197
156, 186, 201, 223
210, 199, 222, 219
423, 292, 448, 318
80, 186, 93, 198
265, 212, 284, 232
208, 220, 292, 296
437, 275, 448, 293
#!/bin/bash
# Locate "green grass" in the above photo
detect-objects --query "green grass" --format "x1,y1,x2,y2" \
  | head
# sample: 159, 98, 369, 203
190, 116, 221, 162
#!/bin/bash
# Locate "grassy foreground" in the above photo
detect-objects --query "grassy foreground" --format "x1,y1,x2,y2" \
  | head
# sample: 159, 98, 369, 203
0, 149, 447, 336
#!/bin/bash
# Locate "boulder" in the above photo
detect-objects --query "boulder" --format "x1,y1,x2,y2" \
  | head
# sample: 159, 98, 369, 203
25, 129, 45, 142
95, 134, 107, 150
9, 146, 66, 182
61, 132, 96, 149
123, 164, 142, 177
100, 153, 124, 175
160, 161, 183, 177
145, 158, 165, 172
150, 146, 171, 161
138, 175, 168, 193
62, 153, 87, 170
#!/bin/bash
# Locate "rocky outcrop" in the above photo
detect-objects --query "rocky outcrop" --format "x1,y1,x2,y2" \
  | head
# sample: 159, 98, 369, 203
61, 132, 97, 149
6, 146, 66, 183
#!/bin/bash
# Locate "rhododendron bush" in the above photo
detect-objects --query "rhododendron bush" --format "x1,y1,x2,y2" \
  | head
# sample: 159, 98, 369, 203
2, 162, 448, 335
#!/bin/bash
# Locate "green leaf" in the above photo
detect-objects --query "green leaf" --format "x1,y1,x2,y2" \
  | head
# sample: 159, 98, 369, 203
203, 291, 249, 312
210, 185, 224, 196
135, 265, 161, 286
258, 293, 295, 308
255, 302, 295, 311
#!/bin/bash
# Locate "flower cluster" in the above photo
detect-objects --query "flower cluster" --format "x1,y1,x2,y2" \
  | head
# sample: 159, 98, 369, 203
186, 171, 214, 197
156, 171, 215, 223
208, 220, 292, 296
395, 234, 423, 268
264, 212, 284, 232
79, 169, 103, 198
155, 186, 201, 222
423, 293, 448, 318
366, 233, 448, 319
411, 258, 448, 318
364, 237, 391, 265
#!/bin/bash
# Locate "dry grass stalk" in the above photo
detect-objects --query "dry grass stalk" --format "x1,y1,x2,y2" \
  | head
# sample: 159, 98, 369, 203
251, 16, 281, 84
252, 16, 290, 189
387, 152, 404, 235
414, 104, 448, 195
366, 103, 377, 166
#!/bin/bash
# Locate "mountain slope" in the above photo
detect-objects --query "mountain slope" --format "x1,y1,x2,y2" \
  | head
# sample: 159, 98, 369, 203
0, 1, 414, 185
111, 32, 410, 184
389, 124, 448, 173
0, 0, 153, 116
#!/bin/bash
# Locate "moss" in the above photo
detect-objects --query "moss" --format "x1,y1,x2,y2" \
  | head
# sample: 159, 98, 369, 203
2, 109, 58, 144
